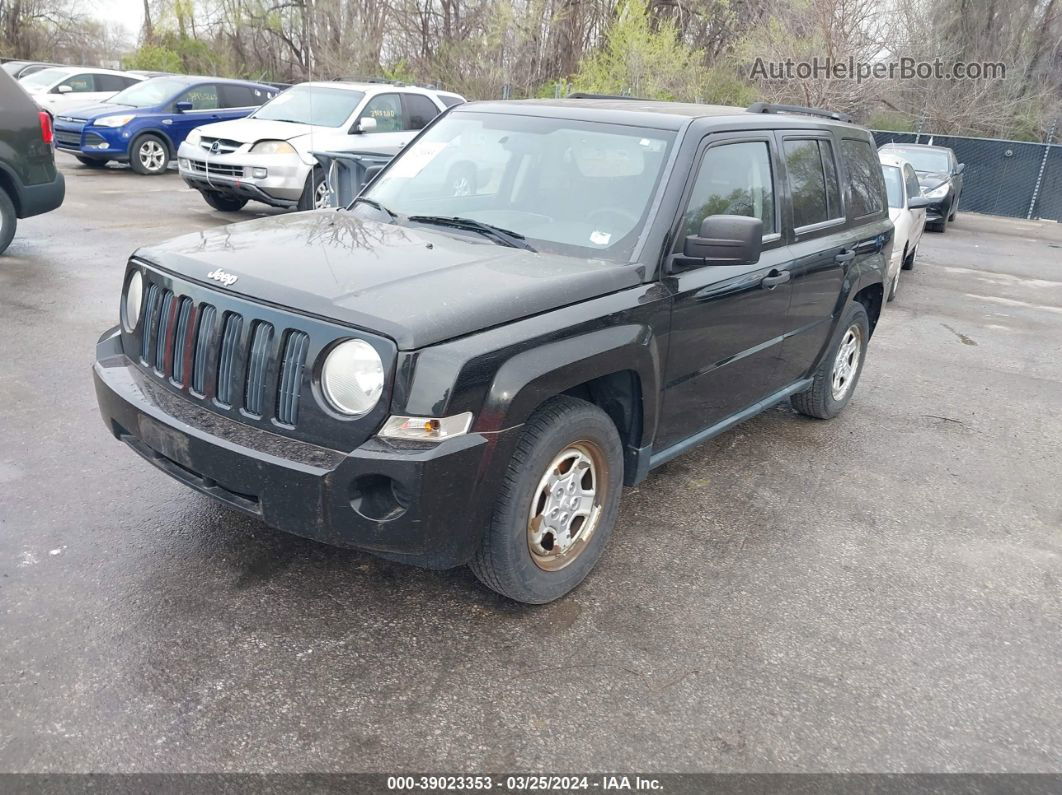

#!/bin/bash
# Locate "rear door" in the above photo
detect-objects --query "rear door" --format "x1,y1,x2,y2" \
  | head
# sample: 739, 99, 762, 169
656, 133, 795, 450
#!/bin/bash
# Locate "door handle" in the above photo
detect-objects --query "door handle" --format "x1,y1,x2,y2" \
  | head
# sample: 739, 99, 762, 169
761, 269, 791, 289
835, 249, 855, 263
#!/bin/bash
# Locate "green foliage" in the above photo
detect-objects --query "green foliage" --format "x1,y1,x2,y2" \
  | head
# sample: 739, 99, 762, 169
124, 43, 184, 73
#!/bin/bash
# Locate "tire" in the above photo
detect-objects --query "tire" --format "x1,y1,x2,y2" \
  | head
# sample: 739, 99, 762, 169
297, 167, 329, 210
129, 134, 169, 175
470, 395, 624, 604
201, 191, 248, 212
0, 187, 16, 256
887, 268, 900, 303
929, 218, 946, 233
75, 156, 109, 168
901, 245, 915, 271
790, 301, 870, 420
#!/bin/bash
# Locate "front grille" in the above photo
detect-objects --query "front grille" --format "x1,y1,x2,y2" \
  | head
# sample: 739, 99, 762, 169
55, 130, 82, 147
126, 262, 390, 447
187, 159, 245, 178
199, 137, 242, 154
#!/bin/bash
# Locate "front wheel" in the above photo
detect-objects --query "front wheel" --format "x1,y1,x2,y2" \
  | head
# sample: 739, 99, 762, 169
470, 396, 624, 604
0, 188, 16, 256
791, 301, 870, 420
297, 167, 330, 210
201, 191, 248, 212
129, 134, 169, 175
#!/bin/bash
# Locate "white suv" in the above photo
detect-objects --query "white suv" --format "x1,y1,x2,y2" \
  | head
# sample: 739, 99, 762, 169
177, 81, 464, 212
19, 67, 145, 115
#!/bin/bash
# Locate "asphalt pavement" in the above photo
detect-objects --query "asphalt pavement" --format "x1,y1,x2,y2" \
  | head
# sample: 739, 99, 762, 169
1, 154, 1060, 772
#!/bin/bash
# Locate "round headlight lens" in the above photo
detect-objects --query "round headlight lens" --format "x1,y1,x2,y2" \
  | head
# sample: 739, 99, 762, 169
124, 270, 143, 332
321, 339, 384, 416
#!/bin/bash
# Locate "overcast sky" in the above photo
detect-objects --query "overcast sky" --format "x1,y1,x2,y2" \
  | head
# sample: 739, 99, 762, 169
92, 0, 144, 40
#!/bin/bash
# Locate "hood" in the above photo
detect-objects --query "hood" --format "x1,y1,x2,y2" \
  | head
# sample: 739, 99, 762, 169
57, 102, 135, 122
195, 117, 313, 144
916, 171, 950, 190
135, 212, 642, 350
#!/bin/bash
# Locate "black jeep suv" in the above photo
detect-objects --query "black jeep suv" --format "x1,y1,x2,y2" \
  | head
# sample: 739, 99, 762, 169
93, 98, 892, 603
0, 65, 65, 255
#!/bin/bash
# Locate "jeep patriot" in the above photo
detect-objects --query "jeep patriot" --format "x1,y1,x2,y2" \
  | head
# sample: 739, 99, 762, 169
93, 98, 892, 603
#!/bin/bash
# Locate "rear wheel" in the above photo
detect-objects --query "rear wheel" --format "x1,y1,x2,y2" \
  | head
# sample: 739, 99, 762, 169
75, 156, 109, 168
129, 134, 169, 175
901, 245, 916, 271
470, 395, 623, 604
791, 302, 870, 420
0, 188, 16, 256
201, 191, 248, 212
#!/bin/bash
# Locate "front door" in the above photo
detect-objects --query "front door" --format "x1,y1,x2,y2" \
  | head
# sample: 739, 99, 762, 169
657, 135, 795, 450
169, 84, 223, 143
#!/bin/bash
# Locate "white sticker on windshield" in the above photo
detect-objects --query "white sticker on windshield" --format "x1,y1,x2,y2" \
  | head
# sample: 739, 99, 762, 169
590, 230, 611, 245
388, 141, 448, 179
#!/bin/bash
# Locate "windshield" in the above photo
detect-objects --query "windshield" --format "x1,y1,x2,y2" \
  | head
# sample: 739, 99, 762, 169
109, 77, 187, 108
252, 85, 365, 127
19, 67, 73, 90
882, 165, 904, 209
363, 112, 676, 261
891, 147, 950, 173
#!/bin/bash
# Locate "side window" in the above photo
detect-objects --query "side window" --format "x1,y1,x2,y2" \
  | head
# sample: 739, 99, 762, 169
58, 73, 95, 93
784, 138, 843, 229
95, 74, 128, 92
361, 93, 403, 133
842, 138, 886, 217
179, 84, 220, 111
403, 93, 441, 130
437, 93, 464, 108
903, 164, 921, 199
121, 76, 141, 89
681, 140, 776, 240
219, 84, 256, 108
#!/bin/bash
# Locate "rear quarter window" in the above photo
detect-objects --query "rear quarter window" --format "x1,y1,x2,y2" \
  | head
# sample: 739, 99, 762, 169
842, 138, 887, 218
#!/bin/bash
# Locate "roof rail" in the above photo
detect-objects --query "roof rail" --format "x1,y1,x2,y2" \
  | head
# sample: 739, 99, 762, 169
746, 102, 853, 124
566, 92, 652, 101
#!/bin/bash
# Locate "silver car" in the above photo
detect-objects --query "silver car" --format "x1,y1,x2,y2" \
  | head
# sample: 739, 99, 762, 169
177, 81, 464, 212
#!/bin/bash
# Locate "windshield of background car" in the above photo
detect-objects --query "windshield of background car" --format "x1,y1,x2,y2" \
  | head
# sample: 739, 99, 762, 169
252, 85, 365, 127
110, 77, 187, 108
19, 68, 72, 90
882, 165, 904, 208
892, 147, 950, 173
363, 112, 676, 262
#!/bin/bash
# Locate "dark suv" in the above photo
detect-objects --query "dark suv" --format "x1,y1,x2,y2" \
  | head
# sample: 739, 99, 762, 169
0, 67, 65, 255
93, 99, 892, 603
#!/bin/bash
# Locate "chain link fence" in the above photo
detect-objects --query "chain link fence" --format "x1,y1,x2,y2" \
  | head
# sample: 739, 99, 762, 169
872, 127, 1061, 222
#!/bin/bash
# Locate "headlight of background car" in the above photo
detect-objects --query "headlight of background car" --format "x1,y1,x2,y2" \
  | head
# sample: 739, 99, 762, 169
250, 140, 297, 155
123, 270, 143, 332
185, 128, 203, 147
321, 340, 384, 416
95, 114, 136, 128
924, 183, 950, 198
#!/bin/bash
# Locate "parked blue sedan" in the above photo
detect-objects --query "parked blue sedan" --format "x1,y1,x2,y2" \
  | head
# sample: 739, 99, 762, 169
53, 75, 280, 174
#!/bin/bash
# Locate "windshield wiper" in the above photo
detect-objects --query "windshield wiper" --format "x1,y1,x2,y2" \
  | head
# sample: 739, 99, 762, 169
351, 196, 397, 220
406, 216, 536, 252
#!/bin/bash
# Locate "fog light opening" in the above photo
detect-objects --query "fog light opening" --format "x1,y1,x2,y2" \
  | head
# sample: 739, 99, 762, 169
350, 474, 409, 522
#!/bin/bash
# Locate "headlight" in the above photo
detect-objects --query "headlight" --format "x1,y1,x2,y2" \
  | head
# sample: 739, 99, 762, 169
321, 340, 384, 416
123, 270, 143, 332
95, 114, 135, 128
924, 183, 949, 198
250, 140, 296, 155
185, 129, 203, 146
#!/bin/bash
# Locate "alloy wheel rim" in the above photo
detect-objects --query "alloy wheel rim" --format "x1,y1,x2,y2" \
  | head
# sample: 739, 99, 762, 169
140, 141, 165, 172
527, 441, 607, 571
314, 181, 331, 209
831, 324, 862, 401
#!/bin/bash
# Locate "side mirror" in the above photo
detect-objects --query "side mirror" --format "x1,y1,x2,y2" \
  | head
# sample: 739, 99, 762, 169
57, 84, 73, 94
955, 163, 965, 174
354, 117, 378, 134
682, 215, 763, 266
908, 195, 932, 209
174, 100, 193, 113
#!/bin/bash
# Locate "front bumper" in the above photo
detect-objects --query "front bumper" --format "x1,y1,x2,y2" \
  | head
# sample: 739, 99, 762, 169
94, 328, 512, 569
54, 123, 131, 160
177, 143, 309, 206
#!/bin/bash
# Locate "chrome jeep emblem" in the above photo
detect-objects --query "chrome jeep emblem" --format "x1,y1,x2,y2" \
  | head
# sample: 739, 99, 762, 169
207, 268, 238, 287
210, 140, 221, 154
